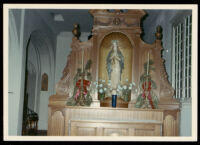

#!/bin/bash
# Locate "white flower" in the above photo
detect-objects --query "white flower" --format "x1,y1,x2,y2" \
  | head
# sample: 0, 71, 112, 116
123, 85, 127, 90
132, 82, 136, 86
117, 85, 120, 89
118, 85, 122, 90
102, 80, 105, 83
135, 89, 138, 92
99, 84, 103, 87
108, 83, 111, 86
99, 89, 103, 93
129, 86, 132, 90
104, 88, 107, 91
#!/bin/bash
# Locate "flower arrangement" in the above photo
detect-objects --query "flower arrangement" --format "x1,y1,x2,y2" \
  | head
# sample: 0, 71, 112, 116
93, 79, 112, 101
135, 59, 158, 109
67, 59, 93, 106
117, 79, 137, 102
93, 78, 137, 102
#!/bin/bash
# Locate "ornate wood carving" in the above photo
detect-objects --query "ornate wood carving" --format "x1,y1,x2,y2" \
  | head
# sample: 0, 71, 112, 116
48, 9, 180, 136
53, 9, 179, 109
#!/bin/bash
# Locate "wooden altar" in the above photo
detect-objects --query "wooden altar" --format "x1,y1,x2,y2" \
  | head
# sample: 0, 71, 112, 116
48, 9, 180, 136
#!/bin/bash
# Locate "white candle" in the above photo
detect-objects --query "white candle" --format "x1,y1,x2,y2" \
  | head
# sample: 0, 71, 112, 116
82, 48, 84, 72
147, 52, 149, 76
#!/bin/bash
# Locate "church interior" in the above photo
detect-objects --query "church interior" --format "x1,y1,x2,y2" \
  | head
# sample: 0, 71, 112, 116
7, 7, 194, 137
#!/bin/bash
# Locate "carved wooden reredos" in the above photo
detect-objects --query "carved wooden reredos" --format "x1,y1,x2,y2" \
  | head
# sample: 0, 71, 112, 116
54, 9, 178, 108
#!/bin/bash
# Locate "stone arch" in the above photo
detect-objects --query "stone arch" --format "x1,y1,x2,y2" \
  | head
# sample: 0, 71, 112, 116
28, 29, 55, 130
30, 30, 55, 95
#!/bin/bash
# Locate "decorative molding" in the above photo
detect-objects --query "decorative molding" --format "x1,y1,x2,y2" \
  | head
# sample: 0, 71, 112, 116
164, 110, 179, 120
90, 9, 145, 29
179, 98, 192, 109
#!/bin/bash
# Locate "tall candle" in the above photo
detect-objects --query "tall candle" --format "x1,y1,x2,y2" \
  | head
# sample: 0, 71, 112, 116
82, 48, 84, 72
147, 52, 149, 76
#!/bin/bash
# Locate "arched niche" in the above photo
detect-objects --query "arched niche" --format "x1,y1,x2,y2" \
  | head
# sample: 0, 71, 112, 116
98, 32, 133, 86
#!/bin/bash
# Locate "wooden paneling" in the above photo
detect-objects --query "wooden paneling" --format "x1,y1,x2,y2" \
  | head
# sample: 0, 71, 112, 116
47, 106, 179, 136
69, 119, 162, 136
49, 111, 64, 136
164, 115, 176, 136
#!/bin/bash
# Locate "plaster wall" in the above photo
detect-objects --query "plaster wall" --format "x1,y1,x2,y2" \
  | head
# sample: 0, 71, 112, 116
54, 32, 90, 86
8, 9, 57, 134
8, 9, 26, 136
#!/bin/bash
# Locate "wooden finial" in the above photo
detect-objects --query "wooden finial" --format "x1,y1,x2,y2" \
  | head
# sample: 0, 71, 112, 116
72, 24, 81, 39
155, 25, 162, 40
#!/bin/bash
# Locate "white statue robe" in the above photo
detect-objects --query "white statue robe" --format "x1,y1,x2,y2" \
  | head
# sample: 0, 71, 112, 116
110, 51, 121, 89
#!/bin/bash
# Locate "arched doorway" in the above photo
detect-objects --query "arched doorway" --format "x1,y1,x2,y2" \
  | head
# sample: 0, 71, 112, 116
22, 30, 55, 134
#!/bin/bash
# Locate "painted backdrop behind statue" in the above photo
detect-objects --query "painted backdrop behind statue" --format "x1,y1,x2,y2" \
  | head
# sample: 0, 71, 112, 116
99, 32, 133, 86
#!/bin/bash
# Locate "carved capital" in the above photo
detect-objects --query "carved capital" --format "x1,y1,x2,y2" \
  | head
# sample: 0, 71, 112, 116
164, 109, 179, 120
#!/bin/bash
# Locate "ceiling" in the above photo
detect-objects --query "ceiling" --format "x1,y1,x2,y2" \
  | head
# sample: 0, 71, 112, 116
35, 9, 184, 35
36, 9, 94, 34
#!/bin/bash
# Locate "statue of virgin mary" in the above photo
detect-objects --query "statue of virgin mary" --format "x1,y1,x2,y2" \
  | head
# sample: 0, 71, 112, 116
106, 40, 124, 89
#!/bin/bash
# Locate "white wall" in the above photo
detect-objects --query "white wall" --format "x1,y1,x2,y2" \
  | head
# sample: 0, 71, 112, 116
8, 8, 90, 133
8, 9, 57, 135
55, 32, 90, 86
180, 99, 192, 136
8, 10, 23, 136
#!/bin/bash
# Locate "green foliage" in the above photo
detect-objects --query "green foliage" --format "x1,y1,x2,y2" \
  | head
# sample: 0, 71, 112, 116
84, 93, 93, 106
151, 91, 159, 108
135, 59, 158, 109
66, 97, 77, 106
135, 94, 144, 108
66, 59, 93, 106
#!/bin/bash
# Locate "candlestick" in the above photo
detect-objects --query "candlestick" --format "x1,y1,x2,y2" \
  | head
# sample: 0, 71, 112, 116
80, 48, 84, 105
